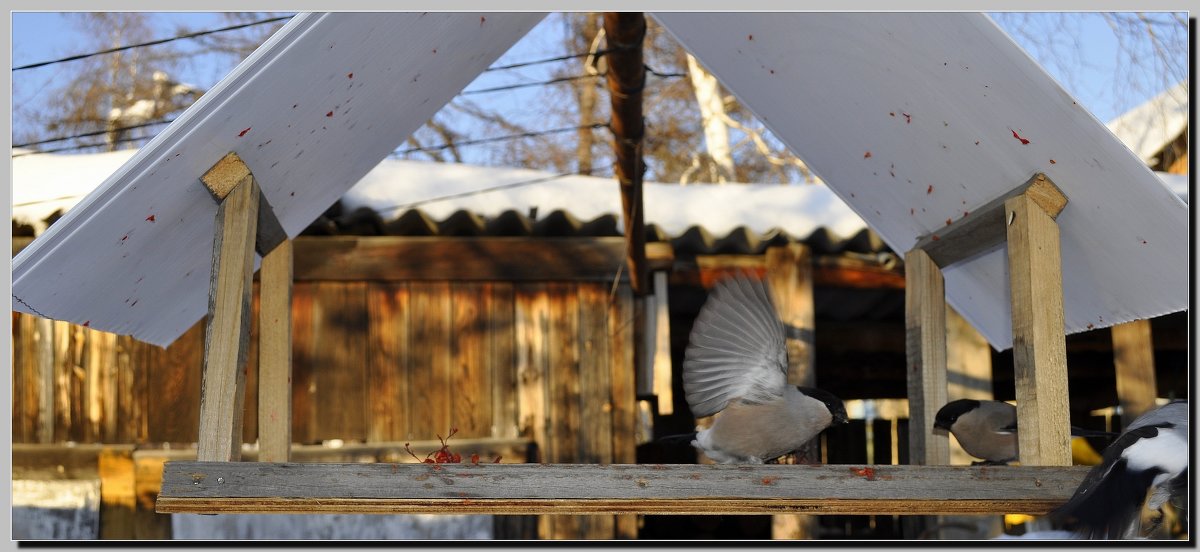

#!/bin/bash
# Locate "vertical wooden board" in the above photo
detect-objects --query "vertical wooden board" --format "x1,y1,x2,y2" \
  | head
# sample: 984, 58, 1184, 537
608, 283, 638, 539
116, 335, 136, 443
68, 323, 87, 443
242, 285, 261, 446
133, 455, 173, 539
13, 313, 34, 443
515, 284, 550, 538
147, 320, 205, 444
100, 331, 120, 443
291, 282, 317, 445
1111, 319, 1157, 426
408, 282, 453, 440
1005, 194, 1071, 467
36, 317, 55, 443
946, 306, 994, 401
83, 328, 103, 442
98, 448, 135, 539
53, 320, 74, 442
904, 249, 949, 466
312, 281, 369, 442
490, 283, 519, 440
451, 282, 492, 438
546, 283, 582, 539
258, 242, 293, 461
367, 282, 410, 443
129, 337, 149, 443
578, 283, 616, 540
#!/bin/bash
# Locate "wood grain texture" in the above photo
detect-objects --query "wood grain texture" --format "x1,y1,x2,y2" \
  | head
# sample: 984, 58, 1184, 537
515, 285, 550, 453
904, 248, 949, 466
290, 283, 317, 445
1006, 193, 1071, 467
200, 152, 252, 201
35, 317, 55, 443
258, 241, 293, 462
607, 284, 638, 538
546, 283, 582, 538
577, 283, 616, 539
52, 320, 74, 442
198, 175, 259, 461
914, 174, 1067, 268
1111, 319, 1158, 426
312, 281, 369, 442
451, 283, 492, 438
649, 271, 673, 415
157, 462, 1092, 515
292, 237, 673, 282
408, 282, 453, 440
147, 321, 204, 444
98, 448, 136, 539
367, 282, 410, 442
490, 283, 519, 440
133, 454, 173, 539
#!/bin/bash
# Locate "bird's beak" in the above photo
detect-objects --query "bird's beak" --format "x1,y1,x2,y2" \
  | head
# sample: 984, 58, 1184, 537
932, 422, 950, 434
835, 412, 850, 425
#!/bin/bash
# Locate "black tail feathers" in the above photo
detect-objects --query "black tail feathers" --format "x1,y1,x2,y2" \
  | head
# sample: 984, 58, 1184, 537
657, 432, 698, 445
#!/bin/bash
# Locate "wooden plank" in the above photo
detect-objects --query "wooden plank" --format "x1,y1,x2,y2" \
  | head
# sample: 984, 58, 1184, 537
199, 152, 252, 200
607, 283, 638, 539
578, 283, 616, 540
147, 321, 204, 444
13, 443, 133, 479
35, 317, 54, 443
197, 174, 259, 462
904, 248, 949, 466
367, 282, 410, 442
451, 283, 492, 438
1006, 192, 1071, 467
158, 462, 1093, 515
100, 331, 120, 442
115, 335, 136, 443
765, 243, 817, 539
83, 328, 103, 442
515, 284, 551, 538
946, 306, 993, 402
291, 283, 317, 445
813, 255, 906, 289
408, 282, 453, 440
649, 271, 673, 415
914, 173, 1067, 268
133, 454, 173, 539
52, 320, 74, 442
12, 236, 35, 255
98, 448, 136, 539
241, 285, 261, 447
546, 283, 582, 539
292, 237, 674, 282
312, 281, 369, 442
1111, 319, 1158, 426
68, 323, 87, 443
490, 283, 519, 439
258, 240, 293, 462
14, 313, 35, 443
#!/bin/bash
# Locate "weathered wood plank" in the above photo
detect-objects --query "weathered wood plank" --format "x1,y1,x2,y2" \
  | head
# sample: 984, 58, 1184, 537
292, 237, 673, 282
1006, 192, 1071, 467
649, 271, 673, 415
157, 463, 1093, 516
904, 248, 949, 466
115, 335, 137, 443
367, 282, 410, 442
914, 173, 1068, 268
1111, 319, 1158, 426
98, 448, 136, 539
133, 454, 173, 539
147, 320, 204, 444
258, 241, 293, 462
35, 317, 55, 443
546, 283, 582, 538
67, 323, 87, 443
607, 284, 638, 538
451, 282, 492, 438
52, 320, 74, 442
490, 283, 519, 440
198, 174, 259, 461
14, 313, 36, 443
242, 289, 260, 446
312, 281, 369, 442
290, 283, 317, 445
515, 284, 550, 453
408, 282, 453, 440
577, 283, 616, 540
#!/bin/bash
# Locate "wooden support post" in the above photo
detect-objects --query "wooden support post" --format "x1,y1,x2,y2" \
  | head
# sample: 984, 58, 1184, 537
197, 153, 260, 462
904, 249, 949, 466
649, 271, 673, 415
1111, 319, 1157, 427
765, 244, 818, 540
604, 12, 648, 296
258, 240, 293, 462
1005, 188, 1071, 467
35, 316, 55, 443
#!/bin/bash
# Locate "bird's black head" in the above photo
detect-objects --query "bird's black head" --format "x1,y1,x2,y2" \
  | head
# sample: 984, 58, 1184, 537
934, 399, 981, 432
798, 386, 849, 425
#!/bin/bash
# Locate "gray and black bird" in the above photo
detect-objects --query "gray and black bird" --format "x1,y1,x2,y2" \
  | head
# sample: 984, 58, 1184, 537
679, 274, 848, 464
1052, 400, 1189, 539
934, 399, 1117, 465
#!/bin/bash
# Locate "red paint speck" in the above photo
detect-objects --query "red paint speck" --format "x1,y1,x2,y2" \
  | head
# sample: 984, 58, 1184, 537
931, 235, 940, 241
146, 215, 156, 222
480, 16, 486, 25
902, 113, 911, 123
121, 234, 129, 242
348, 72, 354, 79
238, 127, 251, 137
748, 34, 754, 40
889, 112, 895, 117
945, 218, 953, 226
963, 211, 969, 217
326, 111, 334, 117
1049, 159, 1056, 164
851, 467, 877, 480
1087, 323, 1095, 329
850, 192, 856, 197
1141, 240, 1148, 245
974, 141, 980, 145
290, 191, 296, 197
926, 185, 933, 194
864, 151, 872, 159
82, 321, 90, 327
769, 69, 775, 74
432, 48, 437, 54
1011, 129, 1031, 145
910, 208, 915, 215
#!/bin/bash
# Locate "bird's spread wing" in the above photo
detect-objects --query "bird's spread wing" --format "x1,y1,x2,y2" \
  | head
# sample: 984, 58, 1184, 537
682, 274, 788, 418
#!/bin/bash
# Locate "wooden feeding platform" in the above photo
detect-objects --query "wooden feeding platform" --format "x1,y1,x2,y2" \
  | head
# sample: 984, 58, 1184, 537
157, 462, 1090, 516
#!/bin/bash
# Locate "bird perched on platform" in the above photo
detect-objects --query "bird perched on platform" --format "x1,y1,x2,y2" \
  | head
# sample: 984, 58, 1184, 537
1052, 400, 1189, 539
679, 274, 848, 464
933, 399, 1118, 465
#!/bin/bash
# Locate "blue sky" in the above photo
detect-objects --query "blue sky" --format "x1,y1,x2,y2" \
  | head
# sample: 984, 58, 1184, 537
11, 12, 1188, 162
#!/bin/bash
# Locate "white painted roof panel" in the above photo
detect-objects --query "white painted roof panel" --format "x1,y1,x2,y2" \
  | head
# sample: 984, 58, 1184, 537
11, 12, 546, 346
653, 13, 1189, 349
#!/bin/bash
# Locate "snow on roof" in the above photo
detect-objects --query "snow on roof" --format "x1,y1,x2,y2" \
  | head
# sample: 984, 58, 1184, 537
1106, 81, 1189, 164
653, 13, 1189, 349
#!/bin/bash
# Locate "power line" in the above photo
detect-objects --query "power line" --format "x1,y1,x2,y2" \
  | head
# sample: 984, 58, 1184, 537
485, 48, 614, 72
12, 15, 293, 72
12, 135, 151, 158
462, 73, 604, 96
13, 119, 174, 148
392, 122, 608, 157
372, 171, 577, 213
